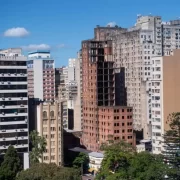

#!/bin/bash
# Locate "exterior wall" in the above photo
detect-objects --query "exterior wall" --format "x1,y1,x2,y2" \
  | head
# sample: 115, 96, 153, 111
163, 50, 180, 131
37, 102, 63, 166
34, 60, 43, 100
98, 107, 134, 146
74, 52, 83, 131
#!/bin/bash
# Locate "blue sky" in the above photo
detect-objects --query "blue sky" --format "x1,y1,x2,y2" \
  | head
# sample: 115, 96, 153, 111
0, 0, 180, 67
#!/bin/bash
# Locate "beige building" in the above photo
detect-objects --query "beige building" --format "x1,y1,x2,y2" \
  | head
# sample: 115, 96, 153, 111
36, 102, 63, 165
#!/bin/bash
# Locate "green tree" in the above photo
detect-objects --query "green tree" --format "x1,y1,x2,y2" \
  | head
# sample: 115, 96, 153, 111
163, 112, 180, 178
29, 130, 46, 165
0, 146, 21, 180
73, 152, 89, 173
128, 152, 168, 180
16, 163, 81, 180
96, 141, 136, 180
96, 141, 168, 180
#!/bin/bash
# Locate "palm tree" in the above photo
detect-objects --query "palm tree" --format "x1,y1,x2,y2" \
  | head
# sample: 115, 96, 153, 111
29, 130, 46, 165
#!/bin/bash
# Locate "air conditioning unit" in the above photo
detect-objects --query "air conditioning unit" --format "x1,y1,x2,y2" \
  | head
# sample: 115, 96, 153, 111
2, 105, 5, 108
8, 81, 10, 84
20, 97, 23, 100
1, 82, 4, 84
15, 112, 18, 115
2, 112, 4, 115
8, 73, 10, 76
21, 136, 24, 139
8, 97, 11, 100
15, 129, 17, 132
20, 104, 24, 107
20, 73, 22, 75
1, 73, 4, 76
15, 144, 18, 146
2, 97, 5, 100
15, 136, 18, 139
3, 138, 5, 140
3, 145, 6, 148
2, 129, 6, 132
14, 73, 17, 76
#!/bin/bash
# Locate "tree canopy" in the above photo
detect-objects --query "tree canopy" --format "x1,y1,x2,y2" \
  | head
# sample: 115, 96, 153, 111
16, 163, 81, 180
0, 146, 21, 180
96, 141, 169, 180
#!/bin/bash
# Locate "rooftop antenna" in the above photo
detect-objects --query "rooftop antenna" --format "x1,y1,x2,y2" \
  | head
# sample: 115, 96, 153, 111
137, 14, 141, 18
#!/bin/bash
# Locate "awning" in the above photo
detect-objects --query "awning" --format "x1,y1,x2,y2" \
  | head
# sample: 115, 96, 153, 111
88, 168, 97, 172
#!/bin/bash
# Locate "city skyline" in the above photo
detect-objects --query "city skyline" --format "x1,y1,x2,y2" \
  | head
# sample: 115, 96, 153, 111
1, 0, 180, 66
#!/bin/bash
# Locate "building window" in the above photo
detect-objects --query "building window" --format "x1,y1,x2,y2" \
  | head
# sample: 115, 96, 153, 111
50, 111, 54, 117
43, 111, 47, 118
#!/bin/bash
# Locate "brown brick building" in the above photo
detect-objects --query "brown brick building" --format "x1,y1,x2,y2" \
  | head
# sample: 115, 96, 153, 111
81, 40, 135, 151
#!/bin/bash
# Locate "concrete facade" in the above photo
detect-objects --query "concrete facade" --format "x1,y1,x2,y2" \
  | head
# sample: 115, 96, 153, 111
36, 102, 63, 165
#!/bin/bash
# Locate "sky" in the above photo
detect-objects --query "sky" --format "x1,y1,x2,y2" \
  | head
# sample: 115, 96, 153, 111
0, 0, 180, 67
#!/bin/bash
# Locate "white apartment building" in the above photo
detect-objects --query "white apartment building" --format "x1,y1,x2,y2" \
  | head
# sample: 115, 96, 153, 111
27, 51, 55, 101
0, 48, 29, 169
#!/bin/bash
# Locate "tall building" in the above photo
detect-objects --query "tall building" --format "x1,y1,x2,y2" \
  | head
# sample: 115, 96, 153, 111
93, 16, 180, 140
81, 40, 135, 151
27, 50, 55, 101
74, 51, 83, 131
36, 102, 63, 165
151, 50, 180, 154
57, 62, 78, 129
0, 48, 29, 169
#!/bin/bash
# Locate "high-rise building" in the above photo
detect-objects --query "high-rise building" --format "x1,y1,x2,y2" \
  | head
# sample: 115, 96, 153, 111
27, 50, 55, 101
93, 16, 180, 140
0, 48, 29, 169
81, 40, 135, 151
36, 102, 63, 165
74, 51, 83, 131
151, 50, 180, 154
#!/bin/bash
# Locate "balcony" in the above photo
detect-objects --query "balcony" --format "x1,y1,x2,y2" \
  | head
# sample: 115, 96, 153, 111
0, 143, 28, 150
0, 112, 28, 118
0, 136, 28, 142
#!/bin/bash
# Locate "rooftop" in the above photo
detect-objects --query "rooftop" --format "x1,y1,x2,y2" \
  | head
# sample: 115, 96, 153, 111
88, 152, 104, 158
28, 50, 50, 55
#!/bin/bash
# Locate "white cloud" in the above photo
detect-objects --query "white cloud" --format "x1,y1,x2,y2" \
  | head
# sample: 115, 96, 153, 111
4, 27, 30, 37
21, 44, 51, 51
56, 44, 65, 48
107, 22, 117, 27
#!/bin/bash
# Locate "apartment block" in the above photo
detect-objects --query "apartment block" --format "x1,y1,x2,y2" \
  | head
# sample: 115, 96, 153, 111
27, 51, 55, 101
81, 40, 134, 151
36, 102, 63, 165
151, 50, 180, 154
0, 48, 29, 169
